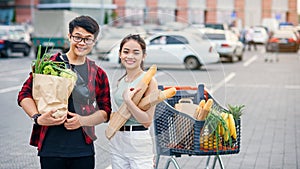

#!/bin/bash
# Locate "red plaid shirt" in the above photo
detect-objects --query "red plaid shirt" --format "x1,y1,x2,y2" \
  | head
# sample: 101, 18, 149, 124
17, 53, 111, 150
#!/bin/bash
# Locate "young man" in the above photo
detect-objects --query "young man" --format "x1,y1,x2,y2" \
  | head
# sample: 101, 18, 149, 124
17, 15, 111, 169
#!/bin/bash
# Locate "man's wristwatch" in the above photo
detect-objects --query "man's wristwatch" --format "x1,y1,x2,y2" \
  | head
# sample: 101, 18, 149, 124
31, 114, 41, 126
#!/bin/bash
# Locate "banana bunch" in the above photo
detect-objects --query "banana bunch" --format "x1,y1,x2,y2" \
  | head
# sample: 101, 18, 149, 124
219, 112, 237, 141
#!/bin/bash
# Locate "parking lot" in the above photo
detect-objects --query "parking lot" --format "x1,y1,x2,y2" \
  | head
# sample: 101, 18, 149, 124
0, 43, 299, 169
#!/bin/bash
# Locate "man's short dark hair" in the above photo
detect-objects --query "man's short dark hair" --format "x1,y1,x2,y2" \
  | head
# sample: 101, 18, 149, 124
69, 15, 100, 39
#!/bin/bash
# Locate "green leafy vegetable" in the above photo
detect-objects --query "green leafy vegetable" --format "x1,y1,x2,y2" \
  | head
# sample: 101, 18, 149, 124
32, 45, 77, 81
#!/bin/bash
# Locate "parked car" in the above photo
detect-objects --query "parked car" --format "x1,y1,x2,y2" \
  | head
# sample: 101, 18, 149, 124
252, 26, 269, 44
95, 26, 145, 60
204, 23, 229, 30
106, 31, 220, 70
0, 25, 32, 58
202, 29, 244, 62
266, 30, 300, 53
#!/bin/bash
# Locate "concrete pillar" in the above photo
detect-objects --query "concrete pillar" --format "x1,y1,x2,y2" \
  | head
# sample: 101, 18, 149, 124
262, 0, 272, 18
145, 0, 158, 24
176, 0, 188, 23
287, 0, 298, 25
112, 0, 126, 26
205, 0, 217, 23
235, 0, 245, 27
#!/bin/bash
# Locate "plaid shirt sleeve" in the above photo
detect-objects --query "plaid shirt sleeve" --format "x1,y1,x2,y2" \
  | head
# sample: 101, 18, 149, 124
17, 72, 33, 106
94, 66, 112, 122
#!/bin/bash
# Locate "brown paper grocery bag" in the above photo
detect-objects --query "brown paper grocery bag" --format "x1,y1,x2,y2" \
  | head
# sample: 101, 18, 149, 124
174, 98, 198, 117
33, 74, 75, 118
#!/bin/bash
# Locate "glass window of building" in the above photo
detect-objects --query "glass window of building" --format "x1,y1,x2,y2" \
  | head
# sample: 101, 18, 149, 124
188, 0, 206, 24
216, 0, 234, 24
271, 0, 288, 23
245, 0, 262, 26
125, 0, 146, 25
157, 0, 176, 24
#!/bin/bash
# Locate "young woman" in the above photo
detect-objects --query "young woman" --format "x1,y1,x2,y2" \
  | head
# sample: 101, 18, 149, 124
110, 34, 158, 169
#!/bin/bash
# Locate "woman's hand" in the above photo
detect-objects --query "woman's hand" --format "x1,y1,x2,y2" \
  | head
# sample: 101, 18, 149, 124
122, 87, 141, 104
64, 111, 82, 130
37, 109, 67, 126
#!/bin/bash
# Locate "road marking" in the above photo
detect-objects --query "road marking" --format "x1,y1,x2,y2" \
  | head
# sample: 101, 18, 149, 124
0, 85, 21, 94
243, 55, 257, 67
105, 165, 112, 169
210, 72, 236, 94
0, 69, 29, 77
285, 85, 300, 89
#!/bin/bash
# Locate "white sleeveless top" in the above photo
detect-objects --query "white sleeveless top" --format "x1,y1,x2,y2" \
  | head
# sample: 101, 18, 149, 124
113, 72, 146, 126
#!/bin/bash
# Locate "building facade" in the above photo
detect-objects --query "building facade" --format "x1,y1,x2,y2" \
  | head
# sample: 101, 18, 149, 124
0, 0, 298, 27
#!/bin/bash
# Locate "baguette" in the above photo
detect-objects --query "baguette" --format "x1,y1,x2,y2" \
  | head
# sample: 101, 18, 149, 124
138, 87, 176, 111
193, 99, 205, 119
105, 65, 157, 140
197, 99, 213, 120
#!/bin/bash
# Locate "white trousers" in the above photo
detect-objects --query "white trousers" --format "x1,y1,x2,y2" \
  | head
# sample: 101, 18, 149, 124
109, 129, 154, 169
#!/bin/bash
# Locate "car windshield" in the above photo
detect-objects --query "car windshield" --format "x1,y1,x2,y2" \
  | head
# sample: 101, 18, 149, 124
204, 33, 226, 40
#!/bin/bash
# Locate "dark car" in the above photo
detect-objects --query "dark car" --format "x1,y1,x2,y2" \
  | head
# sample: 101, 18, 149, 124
0, 25, 32, 58
266, 30, 300, 53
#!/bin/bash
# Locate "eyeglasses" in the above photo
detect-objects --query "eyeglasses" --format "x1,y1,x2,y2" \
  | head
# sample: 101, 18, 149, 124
71, 35, 95, 45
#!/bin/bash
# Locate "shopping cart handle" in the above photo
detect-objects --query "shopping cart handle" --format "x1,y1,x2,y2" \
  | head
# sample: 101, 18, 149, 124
161, 85, 209, 101
163, 86, 198, 91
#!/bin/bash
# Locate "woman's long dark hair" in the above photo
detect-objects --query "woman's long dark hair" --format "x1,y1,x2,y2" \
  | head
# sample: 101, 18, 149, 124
118, 34, 146, 82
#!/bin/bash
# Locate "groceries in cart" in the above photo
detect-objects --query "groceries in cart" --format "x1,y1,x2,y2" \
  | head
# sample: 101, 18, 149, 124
154, 85, 245, 169
172, 92, 245, 152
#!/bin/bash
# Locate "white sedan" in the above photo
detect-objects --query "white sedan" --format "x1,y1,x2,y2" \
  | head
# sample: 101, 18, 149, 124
106, 31, 220, 70
203, 29, 244, 62
252, 26, 269, 44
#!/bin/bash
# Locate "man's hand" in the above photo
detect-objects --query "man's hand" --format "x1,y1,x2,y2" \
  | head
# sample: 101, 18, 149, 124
37, 109, 67, 126
64, 111, 82, 130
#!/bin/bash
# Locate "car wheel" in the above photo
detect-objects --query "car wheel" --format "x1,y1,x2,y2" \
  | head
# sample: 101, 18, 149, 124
184, 56, 200, 70
238, 54, 243, 61
23, 46, 31, 57
3, 48, 12, 58
230, 50, 238, 62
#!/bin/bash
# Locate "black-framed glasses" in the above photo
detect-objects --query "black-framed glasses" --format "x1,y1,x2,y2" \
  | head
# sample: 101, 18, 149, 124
70, 35, 95, 45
